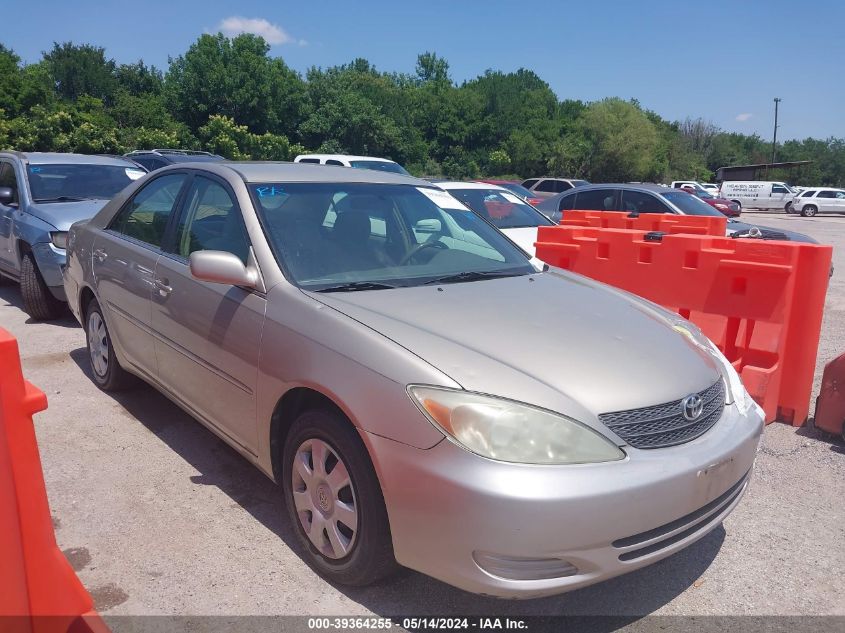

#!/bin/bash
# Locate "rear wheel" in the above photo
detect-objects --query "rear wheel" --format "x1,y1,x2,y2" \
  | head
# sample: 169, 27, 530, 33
731, 200, 742, 210
282, 408, 398, 586
85, 299, 135, 391
20, 252, 63, 320
801, 205, 818, 218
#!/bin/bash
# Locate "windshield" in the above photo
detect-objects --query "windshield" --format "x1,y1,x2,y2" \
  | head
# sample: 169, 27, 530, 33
250, 183, 534, 290
446, 188, 554, 228
498, 183, 536, 199
348, 160, 410, 175
695, 189, 714, 199
28, 163, 144, 201
661, 191, 724, 216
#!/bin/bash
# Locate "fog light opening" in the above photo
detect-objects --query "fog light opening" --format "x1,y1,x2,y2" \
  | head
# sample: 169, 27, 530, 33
473, 551, 578, 581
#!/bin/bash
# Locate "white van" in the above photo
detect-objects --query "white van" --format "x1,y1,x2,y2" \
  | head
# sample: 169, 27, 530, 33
293, 153, 409, 175
719, 181, 796, 211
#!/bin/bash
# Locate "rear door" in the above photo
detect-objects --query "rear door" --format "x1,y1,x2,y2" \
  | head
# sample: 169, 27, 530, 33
94, 172, 189, 379
150, 174, 265, 453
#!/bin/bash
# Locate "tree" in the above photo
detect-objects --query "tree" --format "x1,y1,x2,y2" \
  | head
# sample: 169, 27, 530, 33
42, 42, 117, 102
164, 33, 307, 135
0, 45, 23, 116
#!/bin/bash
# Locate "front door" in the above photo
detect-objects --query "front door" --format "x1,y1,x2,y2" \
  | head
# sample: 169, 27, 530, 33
93, 172, 189, 378
0, 161, 21, 274
151, 175, 265, 453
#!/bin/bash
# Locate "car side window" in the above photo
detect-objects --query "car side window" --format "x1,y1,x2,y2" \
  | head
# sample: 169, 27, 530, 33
110, 174, 187, 247
559, 193, 576, 212
800, 190, 816, 197
621, 190, 671, 214
0, 162, 20, 204
535, 180, 558, 193
574, 189, 618, 211
325, 160, 345, 166
817, 190, 836, 198
297, 158, 320, 164
522, 179, 539, 189
772, 185, 788, 194
174, 176, 250, 264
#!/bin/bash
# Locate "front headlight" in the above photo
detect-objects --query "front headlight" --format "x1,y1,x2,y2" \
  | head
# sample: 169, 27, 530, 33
671, 323, 759, 417
408, 386, 625, 465
50, 231, 68, 249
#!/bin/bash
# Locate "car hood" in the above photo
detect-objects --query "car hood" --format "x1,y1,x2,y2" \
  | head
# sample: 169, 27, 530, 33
726, 220, 818, 243
310, 270, 721, 420
27, 200, 110, 230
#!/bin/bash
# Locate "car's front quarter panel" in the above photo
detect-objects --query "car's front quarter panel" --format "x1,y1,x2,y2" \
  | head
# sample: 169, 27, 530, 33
63, 220, 94, 324
255, 282, 458, 476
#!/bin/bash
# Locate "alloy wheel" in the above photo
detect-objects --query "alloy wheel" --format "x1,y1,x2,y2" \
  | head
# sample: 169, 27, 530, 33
291, 438, 359, 559
88, 311, 109, 377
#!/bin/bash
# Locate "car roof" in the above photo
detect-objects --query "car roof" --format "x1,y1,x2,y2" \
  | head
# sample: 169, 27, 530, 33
0, 151, 140, 167
295, 154, 398, 163
437, 181, 508, 191
560, 183, 671, 194
193, 161, 430, 186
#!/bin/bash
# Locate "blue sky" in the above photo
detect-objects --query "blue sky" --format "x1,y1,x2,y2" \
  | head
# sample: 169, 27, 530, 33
4, 0, 844, 140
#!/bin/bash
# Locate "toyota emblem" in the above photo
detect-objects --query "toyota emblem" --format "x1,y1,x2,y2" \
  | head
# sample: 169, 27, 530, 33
682, 394, 704, 421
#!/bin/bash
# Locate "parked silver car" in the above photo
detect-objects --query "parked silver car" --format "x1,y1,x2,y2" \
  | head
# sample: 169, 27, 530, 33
64, 162, 764, 598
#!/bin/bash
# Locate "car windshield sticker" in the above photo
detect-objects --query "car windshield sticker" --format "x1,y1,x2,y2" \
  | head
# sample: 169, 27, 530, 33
29, 166, 42, 173
255, 185, 286, 198
125, 168, 145, 180
500, 192, 523, 205
417, 187, 469, 211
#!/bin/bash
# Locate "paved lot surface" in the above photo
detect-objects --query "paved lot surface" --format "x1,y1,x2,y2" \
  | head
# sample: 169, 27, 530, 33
1, 211, 843, 618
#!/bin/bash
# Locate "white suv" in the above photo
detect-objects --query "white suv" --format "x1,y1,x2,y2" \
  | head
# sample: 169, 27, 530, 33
790, 187, 845, 217
293, 154, 409, 175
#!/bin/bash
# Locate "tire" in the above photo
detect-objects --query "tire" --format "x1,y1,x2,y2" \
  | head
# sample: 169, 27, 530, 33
84, 299, 136, 391
20, 252, 64, 320
731, 200, 742, 210
282, 408, 398, 586
801, 205, 818, 218
785, 201, 793, 213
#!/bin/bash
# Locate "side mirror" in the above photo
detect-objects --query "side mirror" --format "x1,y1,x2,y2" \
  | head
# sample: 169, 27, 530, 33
0, 186, 15, 206
189, 250, 257, 288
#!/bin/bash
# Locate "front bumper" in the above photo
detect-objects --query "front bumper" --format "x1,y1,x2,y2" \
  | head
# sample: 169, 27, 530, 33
30, 242, 67, 301
366, 402, 763, 598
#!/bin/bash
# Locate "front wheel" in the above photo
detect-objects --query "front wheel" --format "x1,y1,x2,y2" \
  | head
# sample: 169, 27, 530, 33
282, 408, 398, 586
785, 201, 793, 213
20, 252, 64, 320
801, 205, 818, 218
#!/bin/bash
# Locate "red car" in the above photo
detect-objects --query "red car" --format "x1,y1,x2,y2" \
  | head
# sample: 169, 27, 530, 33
477, 180, 544, 207
680, 185, 741, 217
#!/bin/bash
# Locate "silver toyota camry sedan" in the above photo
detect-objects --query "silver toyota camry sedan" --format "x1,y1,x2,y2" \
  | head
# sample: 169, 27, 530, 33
63, 162, 765, 598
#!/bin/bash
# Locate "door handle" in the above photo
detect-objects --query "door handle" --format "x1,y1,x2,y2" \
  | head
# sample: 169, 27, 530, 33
154, 277, 172, 296
93, 248, 107, 262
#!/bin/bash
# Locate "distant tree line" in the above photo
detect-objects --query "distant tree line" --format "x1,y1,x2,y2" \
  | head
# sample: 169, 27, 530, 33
1, 36, 843, 185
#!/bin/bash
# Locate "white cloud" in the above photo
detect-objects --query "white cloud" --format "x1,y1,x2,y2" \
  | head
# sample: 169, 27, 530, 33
735, 113, 753, 122
216, 16, 297, 45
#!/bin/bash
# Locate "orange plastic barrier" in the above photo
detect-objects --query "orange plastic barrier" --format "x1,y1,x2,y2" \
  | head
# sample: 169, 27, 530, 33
562, 210, 727, 236
536, 227, 832, 425
0, 328, 109, 633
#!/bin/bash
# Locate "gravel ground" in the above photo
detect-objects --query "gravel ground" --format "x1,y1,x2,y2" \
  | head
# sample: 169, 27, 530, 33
1, 210, 843, 621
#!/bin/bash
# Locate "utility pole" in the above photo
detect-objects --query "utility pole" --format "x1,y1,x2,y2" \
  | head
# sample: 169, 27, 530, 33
771, 97, 781, 166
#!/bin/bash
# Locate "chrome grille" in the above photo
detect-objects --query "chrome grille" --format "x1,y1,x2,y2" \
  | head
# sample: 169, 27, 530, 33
599, 380, 725, 449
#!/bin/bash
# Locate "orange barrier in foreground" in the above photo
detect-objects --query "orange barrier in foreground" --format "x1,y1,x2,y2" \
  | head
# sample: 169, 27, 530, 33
561, 210, 727, 236
536, 227, 832, 425
0, 328, 109, 633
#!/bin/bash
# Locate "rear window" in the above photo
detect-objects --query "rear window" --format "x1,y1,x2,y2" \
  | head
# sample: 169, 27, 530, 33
661, 191, 723, 216
446, 188, 554, 229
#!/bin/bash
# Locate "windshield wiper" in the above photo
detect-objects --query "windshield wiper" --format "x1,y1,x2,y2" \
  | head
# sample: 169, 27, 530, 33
33, 196, 94, 203
314, 281, 399, 293
423, 270, 525, 285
